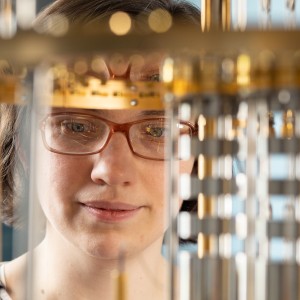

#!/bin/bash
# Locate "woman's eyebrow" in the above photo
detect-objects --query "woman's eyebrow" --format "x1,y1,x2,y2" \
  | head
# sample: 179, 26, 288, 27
137, 110, 165, 117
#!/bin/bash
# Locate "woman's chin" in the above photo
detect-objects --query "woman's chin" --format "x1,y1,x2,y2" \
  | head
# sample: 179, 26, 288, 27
81, 238, 137, 261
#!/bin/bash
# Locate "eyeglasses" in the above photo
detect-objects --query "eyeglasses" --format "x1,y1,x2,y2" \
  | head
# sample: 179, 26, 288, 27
40, 112, 197, 161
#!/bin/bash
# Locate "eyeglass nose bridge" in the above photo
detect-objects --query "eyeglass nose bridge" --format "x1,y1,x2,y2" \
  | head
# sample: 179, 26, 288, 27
104, 122, 133, 152
110, 122, 131, 134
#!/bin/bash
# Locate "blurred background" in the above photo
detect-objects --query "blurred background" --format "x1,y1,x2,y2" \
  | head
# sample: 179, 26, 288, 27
38, 0, 300, 27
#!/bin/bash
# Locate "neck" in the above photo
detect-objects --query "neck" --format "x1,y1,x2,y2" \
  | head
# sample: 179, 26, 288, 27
31, 226, 168, 300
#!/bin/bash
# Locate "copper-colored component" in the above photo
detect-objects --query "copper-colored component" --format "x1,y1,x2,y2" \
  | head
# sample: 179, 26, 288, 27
198, 194, 216, 218
198, 233, 211, 258
201, 0, 231, 32
113, 272, 127, 300
172, 78, 200, 96
201, 0, 212, 32
198, 118, 216, 179
112, 252, 127, 300
281, 109, 295, 138
198, 115, 218, 257
199, 155, 215, 179
222, 0, 231, 31
205, 117, 216, 138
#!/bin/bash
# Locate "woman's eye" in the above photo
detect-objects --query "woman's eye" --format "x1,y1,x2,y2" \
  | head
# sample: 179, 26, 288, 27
67, 122, 85, 132
146, 126, 165, 137
149, 74, 160, 82
62, 120, 94, 133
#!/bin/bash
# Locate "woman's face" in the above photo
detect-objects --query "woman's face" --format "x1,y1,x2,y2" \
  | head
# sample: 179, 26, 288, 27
35, 52, 194, 260
36, 108, 194, 259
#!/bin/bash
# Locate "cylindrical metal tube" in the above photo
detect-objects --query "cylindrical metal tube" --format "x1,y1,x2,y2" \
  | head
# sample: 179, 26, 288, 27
16, 0, 36, 29
201, 0, 231, 31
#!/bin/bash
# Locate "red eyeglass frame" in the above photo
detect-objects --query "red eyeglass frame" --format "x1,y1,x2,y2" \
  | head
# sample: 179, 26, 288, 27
40, 112, 198, 161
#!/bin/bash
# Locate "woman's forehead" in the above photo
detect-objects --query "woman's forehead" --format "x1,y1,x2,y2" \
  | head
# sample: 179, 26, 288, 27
44, 108, 166, 122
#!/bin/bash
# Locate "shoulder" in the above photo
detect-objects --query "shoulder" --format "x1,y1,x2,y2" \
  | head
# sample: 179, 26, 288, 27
0, 254, 27, 300
0, 263, 11, 300
0, 287, 12, 300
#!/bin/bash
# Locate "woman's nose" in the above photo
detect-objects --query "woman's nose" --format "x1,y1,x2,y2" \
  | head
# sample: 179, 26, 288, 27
90, 132, 137, 186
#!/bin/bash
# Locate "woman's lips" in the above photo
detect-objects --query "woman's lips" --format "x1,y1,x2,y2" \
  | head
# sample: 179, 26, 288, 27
81, 201, 143, 222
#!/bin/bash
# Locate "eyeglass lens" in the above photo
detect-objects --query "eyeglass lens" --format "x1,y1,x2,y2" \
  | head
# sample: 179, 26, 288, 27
42, 114, 192, 160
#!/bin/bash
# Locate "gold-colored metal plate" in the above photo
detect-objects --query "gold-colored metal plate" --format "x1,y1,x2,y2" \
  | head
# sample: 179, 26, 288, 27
41, 80, 165, 110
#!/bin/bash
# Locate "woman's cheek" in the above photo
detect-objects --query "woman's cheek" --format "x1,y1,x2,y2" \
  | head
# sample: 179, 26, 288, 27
36, 151, 78, 204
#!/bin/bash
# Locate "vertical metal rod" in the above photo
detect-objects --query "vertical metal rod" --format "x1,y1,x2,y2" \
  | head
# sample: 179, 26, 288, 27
255, 98, 269, 300
113, 252, 127, 300
237, 0, 247, 30
222, 0, 231, 31
219, 114, 229, 300
165, 94, 180, 300
287, 0, 296, 10
261, 0, 271, 12
25, 73, 37, 300
286, 0, 296, 28
283, 107, 297, 300
221, 256, 230, 300
201, 0, 231, 31
16, 0, 36, 29
245, 97, 257, 300
260, 0, 272, 29
25, 66, 49, 299
198, 116, 218, 260
179, 251, 191, 300
0, 0, 12, 15
222, 111, 236, 300
236, 253, 247, 300
0, 0, 16, 38
201, 0, 212, 31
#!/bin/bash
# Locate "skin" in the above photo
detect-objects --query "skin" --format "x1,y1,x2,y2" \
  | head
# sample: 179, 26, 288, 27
36, 108, 194, 259
4, 108, 194, 300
